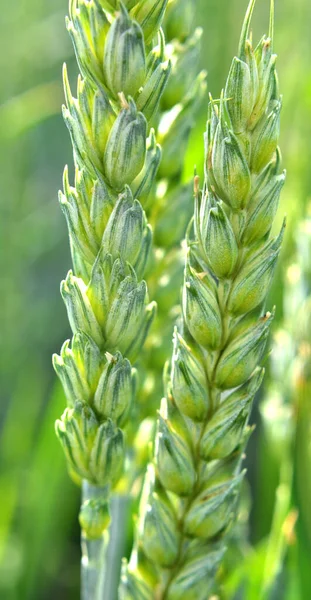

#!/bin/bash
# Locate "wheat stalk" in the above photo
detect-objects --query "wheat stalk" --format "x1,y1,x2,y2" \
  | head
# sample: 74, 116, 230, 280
120, 1, 286, 598
52, 0, 174, 596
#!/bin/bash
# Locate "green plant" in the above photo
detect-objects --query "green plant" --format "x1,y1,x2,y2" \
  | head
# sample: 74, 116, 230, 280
52, 0, 174, 597
120, 1, 286, 597
3, 0, 311, 598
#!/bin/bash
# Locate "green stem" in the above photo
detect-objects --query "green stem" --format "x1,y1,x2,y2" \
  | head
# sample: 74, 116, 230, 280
103, 495, 131, 600
81, 481, 108, 600
260, 458, 294, 598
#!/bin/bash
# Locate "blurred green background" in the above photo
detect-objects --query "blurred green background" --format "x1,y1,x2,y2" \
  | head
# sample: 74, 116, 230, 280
1, 0, 310, 598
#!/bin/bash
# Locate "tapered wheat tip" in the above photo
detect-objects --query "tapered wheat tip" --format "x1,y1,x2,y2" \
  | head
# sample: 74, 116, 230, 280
238, 0, 257, 57
269, 0, 275, 45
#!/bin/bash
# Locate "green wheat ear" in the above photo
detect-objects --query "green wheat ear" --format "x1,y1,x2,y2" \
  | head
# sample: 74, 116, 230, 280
52, 0, 177, 596
120, 1, 286, 598
128, 0, 207, 473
